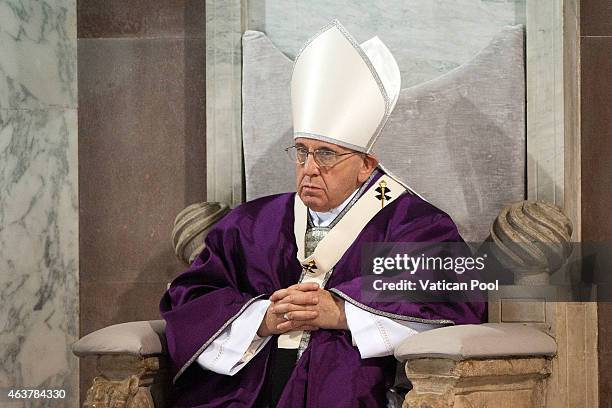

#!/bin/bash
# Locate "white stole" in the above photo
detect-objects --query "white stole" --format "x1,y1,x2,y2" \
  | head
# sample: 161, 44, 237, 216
278, 175, 406, 349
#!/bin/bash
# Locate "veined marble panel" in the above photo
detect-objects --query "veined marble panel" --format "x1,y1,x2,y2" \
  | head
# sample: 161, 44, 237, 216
0, 108, 78, 404
0, 0, 77, 110
247, 0, 525, 88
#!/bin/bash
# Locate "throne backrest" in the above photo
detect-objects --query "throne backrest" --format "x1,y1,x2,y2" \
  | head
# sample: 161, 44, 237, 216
242, 26, 525, 242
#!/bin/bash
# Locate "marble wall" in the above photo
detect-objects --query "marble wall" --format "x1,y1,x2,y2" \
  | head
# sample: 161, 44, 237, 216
0, 0, 79, 406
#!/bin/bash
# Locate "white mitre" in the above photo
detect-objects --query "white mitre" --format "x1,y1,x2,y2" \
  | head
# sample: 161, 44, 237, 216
291, 19, 401, 153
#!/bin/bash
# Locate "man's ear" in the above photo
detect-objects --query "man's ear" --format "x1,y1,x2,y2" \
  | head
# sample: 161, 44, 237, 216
358, 154, 379, 183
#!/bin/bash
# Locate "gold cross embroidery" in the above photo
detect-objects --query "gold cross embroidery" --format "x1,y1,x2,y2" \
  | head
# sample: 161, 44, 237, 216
303, 259, 317, 274
375, 180, 391, 208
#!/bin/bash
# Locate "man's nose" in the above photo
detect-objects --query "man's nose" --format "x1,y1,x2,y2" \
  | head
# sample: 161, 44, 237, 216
303, 153, 320, 175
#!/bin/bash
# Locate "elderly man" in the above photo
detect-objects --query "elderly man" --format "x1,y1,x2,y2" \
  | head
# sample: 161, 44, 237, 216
161, 20, 484, 407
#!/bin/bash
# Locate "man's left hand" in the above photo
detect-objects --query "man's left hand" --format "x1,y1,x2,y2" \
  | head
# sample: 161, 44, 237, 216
270, 287, 348, 331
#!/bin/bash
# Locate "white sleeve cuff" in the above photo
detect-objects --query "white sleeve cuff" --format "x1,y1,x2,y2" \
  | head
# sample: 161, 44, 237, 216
197, 299, 272, 375
345, 302, 441, 358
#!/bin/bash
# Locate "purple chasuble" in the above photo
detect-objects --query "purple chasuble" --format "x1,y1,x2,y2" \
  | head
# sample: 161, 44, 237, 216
160, 172, 486, 408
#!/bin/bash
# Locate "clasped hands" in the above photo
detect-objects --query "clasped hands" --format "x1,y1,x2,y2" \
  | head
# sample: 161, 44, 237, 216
257, 282, 348, 337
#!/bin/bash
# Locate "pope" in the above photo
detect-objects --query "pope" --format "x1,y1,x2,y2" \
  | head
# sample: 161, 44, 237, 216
160, 19, 485, 408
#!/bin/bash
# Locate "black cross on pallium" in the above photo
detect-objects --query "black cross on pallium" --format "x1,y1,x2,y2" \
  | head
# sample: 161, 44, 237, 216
375, 186, 391, 202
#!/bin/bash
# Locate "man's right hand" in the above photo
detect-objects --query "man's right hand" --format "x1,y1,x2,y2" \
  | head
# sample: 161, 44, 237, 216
257, 283, 321, 337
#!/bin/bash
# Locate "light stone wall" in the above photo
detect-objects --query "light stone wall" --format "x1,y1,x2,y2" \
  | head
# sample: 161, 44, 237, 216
206, 0, 245, 206
526, 0, 565, 206
0, 0, 78, 405
247, 0, 525, 88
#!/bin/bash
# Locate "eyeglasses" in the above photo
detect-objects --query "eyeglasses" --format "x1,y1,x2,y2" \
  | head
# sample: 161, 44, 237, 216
285, 145, 361, 168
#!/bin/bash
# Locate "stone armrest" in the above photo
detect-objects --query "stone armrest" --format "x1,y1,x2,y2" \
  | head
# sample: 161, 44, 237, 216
72, 320, 167, 357
72, 321, 169, 408
394, 323, 556, 408
395, 323, 556, 361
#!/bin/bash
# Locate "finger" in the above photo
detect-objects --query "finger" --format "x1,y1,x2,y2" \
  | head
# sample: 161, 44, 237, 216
276, 320, 304, 332
291, 282, 320, 292
270, 303, 316, 314
281, 311, 318, 321
270, 288, 291, 302
276, 322, 291, 332
270, 288, 301, 302
269, 282, 320, 302
270, 289, 299, 303
276, 291, 319, 305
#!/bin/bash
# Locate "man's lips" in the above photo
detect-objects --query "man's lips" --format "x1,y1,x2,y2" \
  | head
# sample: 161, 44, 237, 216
300, 185, 323, 193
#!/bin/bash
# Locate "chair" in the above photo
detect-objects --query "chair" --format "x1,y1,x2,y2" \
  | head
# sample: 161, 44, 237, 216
72, 25, 562, 408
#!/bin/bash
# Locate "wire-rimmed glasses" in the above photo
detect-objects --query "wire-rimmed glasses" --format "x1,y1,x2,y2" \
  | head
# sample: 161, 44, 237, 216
284, 145, 360, 168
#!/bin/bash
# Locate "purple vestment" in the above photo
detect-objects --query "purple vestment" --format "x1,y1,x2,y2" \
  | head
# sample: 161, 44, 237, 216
160, 175, 485, 407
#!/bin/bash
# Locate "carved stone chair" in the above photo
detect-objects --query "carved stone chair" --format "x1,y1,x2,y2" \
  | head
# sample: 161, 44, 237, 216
72, 25, 566, 408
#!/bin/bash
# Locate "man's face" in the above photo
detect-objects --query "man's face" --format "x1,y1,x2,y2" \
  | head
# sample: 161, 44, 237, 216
294, 137, 377, 212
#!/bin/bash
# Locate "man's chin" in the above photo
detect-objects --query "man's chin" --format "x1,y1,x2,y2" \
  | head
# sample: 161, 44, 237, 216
299, 194, 328, 212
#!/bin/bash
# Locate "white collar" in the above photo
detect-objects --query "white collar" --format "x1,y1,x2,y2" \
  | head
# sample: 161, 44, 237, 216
308, 188, 359, 227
